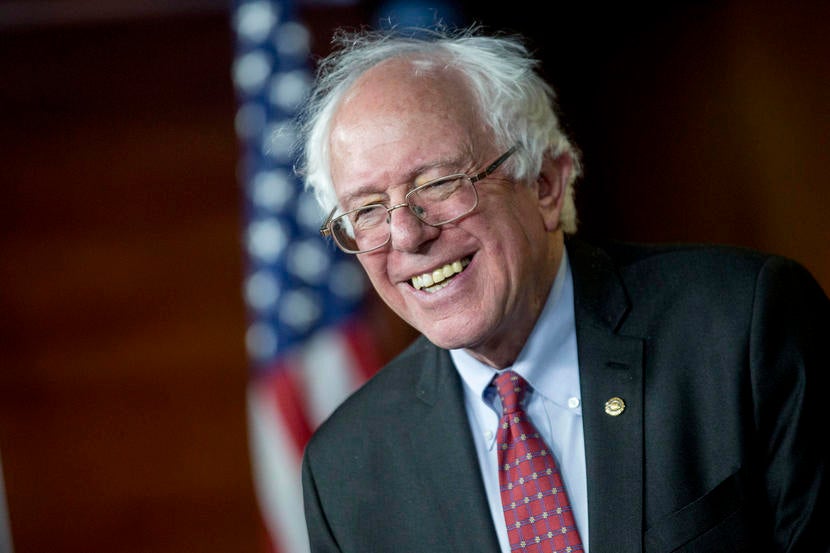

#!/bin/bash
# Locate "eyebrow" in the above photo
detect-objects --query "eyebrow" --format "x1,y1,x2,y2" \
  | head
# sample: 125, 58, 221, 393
338, 187, 388, 211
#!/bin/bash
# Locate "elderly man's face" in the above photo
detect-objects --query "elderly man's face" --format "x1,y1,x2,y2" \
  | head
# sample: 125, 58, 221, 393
328, 61, 568, 368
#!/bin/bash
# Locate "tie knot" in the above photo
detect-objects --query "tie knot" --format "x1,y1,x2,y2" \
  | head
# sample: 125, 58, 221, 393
492, 370, 529, 414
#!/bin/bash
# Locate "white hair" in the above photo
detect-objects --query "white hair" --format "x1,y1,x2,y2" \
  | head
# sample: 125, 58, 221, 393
296, 25, 582, 233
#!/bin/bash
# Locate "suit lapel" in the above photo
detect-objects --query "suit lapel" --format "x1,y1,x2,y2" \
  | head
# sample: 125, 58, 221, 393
569, 240, 645, 553
405, 342, 502, 552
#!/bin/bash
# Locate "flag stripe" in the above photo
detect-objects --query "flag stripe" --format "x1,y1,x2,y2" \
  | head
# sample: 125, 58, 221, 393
341, 316, 384, 382
248, 384, 309, 553
266, 361, 313, 454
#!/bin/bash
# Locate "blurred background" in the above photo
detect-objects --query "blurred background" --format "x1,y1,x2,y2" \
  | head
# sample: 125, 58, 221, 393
0, 1, 827, 552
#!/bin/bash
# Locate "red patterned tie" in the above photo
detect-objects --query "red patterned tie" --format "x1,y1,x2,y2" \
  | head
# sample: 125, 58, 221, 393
493, 370, 584, 553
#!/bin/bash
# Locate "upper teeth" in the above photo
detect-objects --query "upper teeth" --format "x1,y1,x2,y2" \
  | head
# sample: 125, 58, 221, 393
411, 258, 469, 290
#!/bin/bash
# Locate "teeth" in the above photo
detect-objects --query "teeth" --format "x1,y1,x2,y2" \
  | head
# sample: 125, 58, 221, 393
411, 258, 470, 292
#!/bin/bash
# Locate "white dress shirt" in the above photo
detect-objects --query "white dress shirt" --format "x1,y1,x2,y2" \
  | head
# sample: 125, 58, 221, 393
450, 252, 588, 553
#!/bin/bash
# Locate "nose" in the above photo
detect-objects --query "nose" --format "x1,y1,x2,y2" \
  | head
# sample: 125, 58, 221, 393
387, 203, 440, 252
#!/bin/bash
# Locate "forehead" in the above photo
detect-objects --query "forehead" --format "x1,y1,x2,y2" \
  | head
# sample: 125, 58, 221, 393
328, 59, 488, 194
339, 58, 476, 123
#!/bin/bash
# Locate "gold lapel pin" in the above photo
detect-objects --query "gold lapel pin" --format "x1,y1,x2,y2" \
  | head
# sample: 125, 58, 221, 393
604, 397, 625, 416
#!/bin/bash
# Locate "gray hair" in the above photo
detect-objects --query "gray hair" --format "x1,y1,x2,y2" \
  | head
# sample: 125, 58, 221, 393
296, 25, 582, 234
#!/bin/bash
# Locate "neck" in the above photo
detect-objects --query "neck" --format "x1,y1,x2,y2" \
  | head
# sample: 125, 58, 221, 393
463, 238, 564, 369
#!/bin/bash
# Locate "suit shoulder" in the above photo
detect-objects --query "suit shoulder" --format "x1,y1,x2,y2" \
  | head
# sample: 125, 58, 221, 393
569, 238, 827, 330
599, 240, 770, 271
602, 241, 824, 294
582, 240, 782, 289
305, 336, 436, 453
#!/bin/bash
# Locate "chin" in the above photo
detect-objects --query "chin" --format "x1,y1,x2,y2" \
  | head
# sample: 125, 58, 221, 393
421, 323, 485, 352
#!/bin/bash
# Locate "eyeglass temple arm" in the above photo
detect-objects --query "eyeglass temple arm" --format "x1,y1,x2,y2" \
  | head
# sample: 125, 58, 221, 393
469, 145, 518, 184
320, 206, 337, 237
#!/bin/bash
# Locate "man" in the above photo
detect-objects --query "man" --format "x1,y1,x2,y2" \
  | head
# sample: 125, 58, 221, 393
296, 26, 829, 552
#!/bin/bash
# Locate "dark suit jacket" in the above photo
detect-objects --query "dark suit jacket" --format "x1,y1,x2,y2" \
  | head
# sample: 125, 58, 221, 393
302, 240, 830, 552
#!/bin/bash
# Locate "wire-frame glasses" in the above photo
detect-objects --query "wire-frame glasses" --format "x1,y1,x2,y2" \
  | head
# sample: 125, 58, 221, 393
320, 146, 517, 254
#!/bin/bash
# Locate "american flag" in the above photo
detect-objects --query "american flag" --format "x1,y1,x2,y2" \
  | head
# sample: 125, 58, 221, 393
231, 1, 383, 551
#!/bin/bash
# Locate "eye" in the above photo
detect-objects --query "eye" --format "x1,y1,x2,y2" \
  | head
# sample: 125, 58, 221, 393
350, 205, 386, 229
412, 177, 465, 203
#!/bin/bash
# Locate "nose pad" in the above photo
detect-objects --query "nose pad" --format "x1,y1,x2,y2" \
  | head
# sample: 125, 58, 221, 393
387, 203, 439, 251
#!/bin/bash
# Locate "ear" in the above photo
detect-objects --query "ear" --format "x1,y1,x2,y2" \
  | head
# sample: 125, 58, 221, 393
535, 151, 572, 232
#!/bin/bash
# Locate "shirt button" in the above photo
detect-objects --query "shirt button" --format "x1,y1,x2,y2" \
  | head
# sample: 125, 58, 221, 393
484, 430, 494, 440
567, 397, 580, 409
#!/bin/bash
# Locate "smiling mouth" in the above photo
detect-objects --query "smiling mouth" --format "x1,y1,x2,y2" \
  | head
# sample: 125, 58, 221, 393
410, 257, 471, 292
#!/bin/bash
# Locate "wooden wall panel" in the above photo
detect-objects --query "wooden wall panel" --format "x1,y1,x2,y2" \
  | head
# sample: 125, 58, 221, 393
0, 11, 260, 553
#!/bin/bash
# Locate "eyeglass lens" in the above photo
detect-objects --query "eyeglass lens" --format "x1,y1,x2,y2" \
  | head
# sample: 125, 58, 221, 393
332, 175, 477, 253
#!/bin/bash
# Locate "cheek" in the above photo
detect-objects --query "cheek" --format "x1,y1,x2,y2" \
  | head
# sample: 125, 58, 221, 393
357, 255, 382, 281
475, 204, 536, 256
358, 255, 397, 295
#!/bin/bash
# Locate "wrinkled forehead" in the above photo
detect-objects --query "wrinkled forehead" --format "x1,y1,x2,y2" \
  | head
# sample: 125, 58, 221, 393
344, 57, 468, 110
327, 59, 491, 187
331, 59, 485, 148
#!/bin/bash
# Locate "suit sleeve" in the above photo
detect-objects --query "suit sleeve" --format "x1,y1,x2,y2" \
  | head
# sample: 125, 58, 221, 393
302, 445, 343, 553
749, 256, 830, 552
